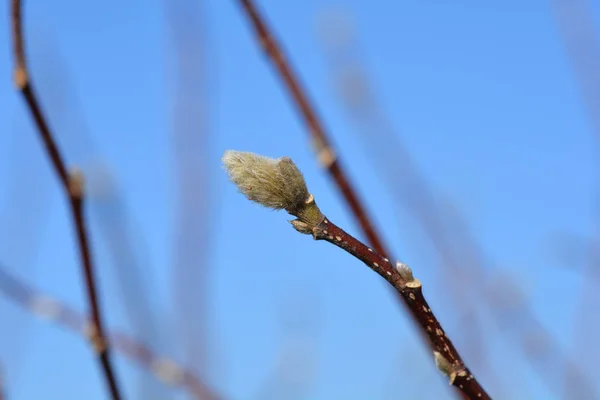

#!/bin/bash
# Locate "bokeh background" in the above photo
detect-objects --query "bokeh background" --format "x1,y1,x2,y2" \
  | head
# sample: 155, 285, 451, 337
1, 0, 600, 399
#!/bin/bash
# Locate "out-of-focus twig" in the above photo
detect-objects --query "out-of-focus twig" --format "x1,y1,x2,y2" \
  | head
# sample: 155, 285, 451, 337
10, 1, 122, 398
551, 0, 600, 143
23, 27, 171, 400
89, 166, 171, 400
0, 263, 223, 400
316, 8, 598, 399
0, 106, 54, 384
164, 0, 218, 382
550, 1, 600, 397
251, 288, 321, 400
485, 269, 596, 399
315, 8, 489, 379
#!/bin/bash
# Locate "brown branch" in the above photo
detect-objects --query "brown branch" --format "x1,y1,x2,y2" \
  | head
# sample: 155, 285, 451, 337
222, 151, 491, 399
0, 263, 223, 400
311, 216, 490, 399
10, 1, 122, 399
236, 0, 387, 256
234, 1, 486, 398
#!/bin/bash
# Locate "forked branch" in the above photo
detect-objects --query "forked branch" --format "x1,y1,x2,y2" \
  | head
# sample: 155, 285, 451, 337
10, 1, 123, 399
222, 150, 491, 399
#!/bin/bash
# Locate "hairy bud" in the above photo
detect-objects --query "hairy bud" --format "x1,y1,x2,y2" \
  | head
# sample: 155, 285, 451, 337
222, 150, 324, 229
222, 150, 309, 210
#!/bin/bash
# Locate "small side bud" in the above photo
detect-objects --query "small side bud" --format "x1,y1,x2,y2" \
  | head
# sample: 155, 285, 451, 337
68, 168, 85, 198
289, 219, 313, 235
433, 351, 456, 384
395, 261, 414, 282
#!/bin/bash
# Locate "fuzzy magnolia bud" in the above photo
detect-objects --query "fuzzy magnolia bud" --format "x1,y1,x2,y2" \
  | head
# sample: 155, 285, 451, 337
222, 150, 325, 230
222, 151, 308, 211
433, 351, 456, 383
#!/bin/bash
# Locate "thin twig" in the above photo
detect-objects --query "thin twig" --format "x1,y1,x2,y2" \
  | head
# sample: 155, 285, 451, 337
0, 263, 223, 400
312, 217, 489, 398
234, 1, 483, 398
222, 150, 491, 399
10, 1, 122, 399
551, 1, 600, 398
236, 0, 388, 256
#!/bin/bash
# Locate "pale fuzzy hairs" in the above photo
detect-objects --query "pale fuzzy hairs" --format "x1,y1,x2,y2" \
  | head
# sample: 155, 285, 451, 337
222, 150, 310, 213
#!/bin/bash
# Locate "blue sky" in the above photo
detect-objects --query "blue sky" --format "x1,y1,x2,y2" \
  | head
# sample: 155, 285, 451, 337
1, 0, 600, 399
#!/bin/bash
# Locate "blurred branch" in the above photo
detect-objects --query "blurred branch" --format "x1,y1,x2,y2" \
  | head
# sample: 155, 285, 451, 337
0, 263, 223, 400
551, 0, 600, 143
316, 8, 597, 399
485, 269, 596, 399
315, 8, 489, 379
550, 1, 600, 397
88, 165, 171, 400
164, 0, 217, 381
0, 99, 54, 384
251, 288, 321, 400
22, 25, 171, 400
10, 1, 122, 399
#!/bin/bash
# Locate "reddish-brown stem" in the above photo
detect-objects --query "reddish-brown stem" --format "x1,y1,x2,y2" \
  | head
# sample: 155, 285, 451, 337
311, 217, 491, 400
235, 1, 484, 398
236, 0, 387, 256
10, 1, 122, 399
